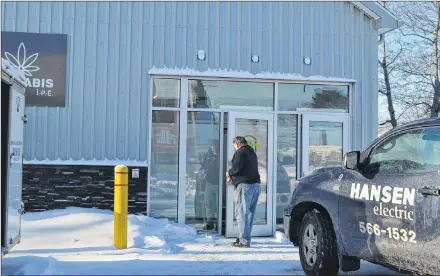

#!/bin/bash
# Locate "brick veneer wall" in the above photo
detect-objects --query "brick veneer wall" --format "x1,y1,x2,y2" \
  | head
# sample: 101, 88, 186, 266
22, 165, 148, 214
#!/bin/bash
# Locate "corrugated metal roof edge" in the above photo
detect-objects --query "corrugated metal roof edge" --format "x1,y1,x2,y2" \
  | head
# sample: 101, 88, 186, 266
352, 2, 403, 35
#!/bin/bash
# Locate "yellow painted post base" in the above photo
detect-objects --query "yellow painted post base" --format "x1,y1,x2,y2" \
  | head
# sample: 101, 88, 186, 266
114, 165, 128, 249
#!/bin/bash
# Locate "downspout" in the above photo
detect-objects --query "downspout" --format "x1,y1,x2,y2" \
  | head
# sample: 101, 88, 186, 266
378, 34, 384, 45
378, 20, 404, 45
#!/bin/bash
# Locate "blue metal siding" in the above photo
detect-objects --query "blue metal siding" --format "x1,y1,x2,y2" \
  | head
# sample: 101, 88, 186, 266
1, 1, 379, 161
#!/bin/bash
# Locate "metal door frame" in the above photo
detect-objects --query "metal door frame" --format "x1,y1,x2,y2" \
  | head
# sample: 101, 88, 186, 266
301, 114, 350, 176
225, 111, 274, 237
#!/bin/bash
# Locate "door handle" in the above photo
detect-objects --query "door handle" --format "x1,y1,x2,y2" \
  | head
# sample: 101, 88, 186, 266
418, 187, 440, 196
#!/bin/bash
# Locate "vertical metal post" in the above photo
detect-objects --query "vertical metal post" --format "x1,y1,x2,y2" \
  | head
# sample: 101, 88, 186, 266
273, 82, 279, 235
178, 79, 188, 224
218, 112, 225, 235
114, 165, 128, 249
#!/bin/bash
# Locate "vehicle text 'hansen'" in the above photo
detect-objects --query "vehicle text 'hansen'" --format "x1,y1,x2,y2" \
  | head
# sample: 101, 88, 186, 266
350, 183, 416, 221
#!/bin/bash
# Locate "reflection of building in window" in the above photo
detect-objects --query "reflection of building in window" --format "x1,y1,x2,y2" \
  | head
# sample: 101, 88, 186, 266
188, 80, 211, 108
188, 79, 274, 108
309, 121, 343, 147
309, 146, 343, 164
152, 79, 180, 108
151, 111, 180, 182
155, 129, 178, 145
152, 111, 179, 151
187, 112, 220, 169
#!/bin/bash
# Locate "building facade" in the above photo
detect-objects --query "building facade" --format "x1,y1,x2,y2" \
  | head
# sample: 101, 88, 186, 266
1, 1, 399, 236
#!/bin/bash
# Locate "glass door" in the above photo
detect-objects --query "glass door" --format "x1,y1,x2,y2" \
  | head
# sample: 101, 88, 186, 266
302, 114, 350, 176
226, 111, 274, 237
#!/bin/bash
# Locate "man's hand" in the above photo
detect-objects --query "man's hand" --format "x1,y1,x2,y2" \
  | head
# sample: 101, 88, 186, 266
226, 171, 231, 182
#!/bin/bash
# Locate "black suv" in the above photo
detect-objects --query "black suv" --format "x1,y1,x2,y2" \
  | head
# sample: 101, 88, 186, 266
284, 117, 440, 276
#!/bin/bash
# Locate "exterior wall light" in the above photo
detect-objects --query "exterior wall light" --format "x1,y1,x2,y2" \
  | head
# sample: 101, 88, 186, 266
251, 54, 259, 63
197, 50, 206, 60
303, 56, 311, 65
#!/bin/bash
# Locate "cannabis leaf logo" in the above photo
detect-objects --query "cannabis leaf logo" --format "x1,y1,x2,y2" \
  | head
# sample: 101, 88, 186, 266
4, 42, 40, 77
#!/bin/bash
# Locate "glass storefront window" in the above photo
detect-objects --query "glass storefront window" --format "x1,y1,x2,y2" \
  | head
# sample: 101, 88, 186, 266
188, 80, 274, 109
149, 110, 180, 221
152, 78, 180, 108
308, 121, 343, 172
278, 83, 349, 112
185, 112, 221, 232
276, 115, 297, 226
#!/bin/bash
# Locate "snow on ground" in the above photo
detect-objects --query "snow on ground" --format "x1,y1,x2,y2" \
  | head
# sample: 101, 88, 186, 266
2, 208, 403, 275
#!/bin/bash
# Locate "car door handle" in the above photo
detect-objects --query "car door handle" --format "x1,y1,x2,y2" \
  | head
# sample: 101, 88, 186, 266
418, 187, 440, 196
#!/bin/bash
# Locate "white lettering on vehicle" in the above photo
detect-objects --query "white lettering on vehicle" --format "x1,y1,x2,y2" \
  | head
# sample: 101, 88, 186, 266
358, 221, 416, 243
350, 183, 415, 206
350, 183, 416, 222
373, 203, 415, 221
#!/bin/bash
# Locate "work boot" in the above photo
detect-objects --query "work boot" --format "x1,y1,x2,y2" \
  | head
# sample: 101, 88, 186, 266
231, 238, 249, 247
231, 238, 240, 246
232, 241, 250, 248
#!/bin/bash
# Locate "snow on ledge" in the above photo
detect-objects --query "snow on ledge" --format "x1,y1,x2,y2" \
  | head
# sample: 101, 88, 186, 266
24, 158, 148, 167
2, 57, 28, 87
148, 66, 357, 83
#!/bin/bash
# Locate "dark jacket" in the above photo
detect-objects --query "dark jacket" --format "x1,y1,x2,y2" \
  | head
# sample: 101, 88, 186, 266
201, 149, 219, 184
228, 145, 261, 187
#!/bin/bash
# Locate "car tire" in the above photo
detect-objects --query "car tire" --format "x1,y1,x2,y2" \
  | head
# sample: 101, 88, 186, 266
299, 210, 339, 276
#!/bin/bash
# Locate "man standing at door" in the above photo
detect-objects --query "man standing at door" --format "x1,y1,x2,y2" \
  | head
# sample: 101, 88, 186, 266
226, 136, 261, 248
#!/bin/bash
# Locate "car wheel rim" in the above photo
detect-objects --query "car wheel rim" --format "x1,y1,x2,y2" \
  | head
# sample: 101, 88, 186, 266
302, 224, 318, 267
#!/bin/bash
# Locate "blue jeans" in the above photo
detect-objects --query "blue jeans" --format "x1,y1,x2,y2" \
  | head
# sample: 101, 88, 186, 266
234, 183, 261, 246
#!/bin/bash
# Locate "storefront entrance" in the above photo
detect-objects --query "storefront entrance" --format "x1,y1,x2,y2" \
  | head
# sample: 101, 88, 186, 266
148, 77, 353, 237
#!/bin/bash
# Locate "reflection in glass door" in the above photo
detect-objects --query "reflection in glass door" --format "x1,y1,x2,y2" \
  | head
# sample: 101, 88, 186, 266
184, 111, 221, 232
226, 112, 274, 237
302, 114, 349, 176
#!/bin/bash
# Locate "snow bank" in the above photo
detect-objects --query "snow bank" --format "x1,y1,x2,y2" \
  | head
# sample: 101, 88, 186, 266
1, 57, 27, 87
17, 207, 197, 254
149, 66, 357, 83
128, 215, 197, 251
274, 231, 291, 244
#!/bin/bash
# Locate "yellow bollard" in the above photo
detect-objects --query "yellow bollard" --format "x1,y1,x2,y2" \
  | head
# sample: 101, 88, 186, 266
114, 165, 128, 249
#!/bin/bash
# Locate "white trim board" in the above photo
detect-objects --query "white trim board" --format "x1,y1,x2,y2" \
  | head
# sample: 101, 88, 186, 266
149, 67, 357, 83
23, 158, 148, 167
